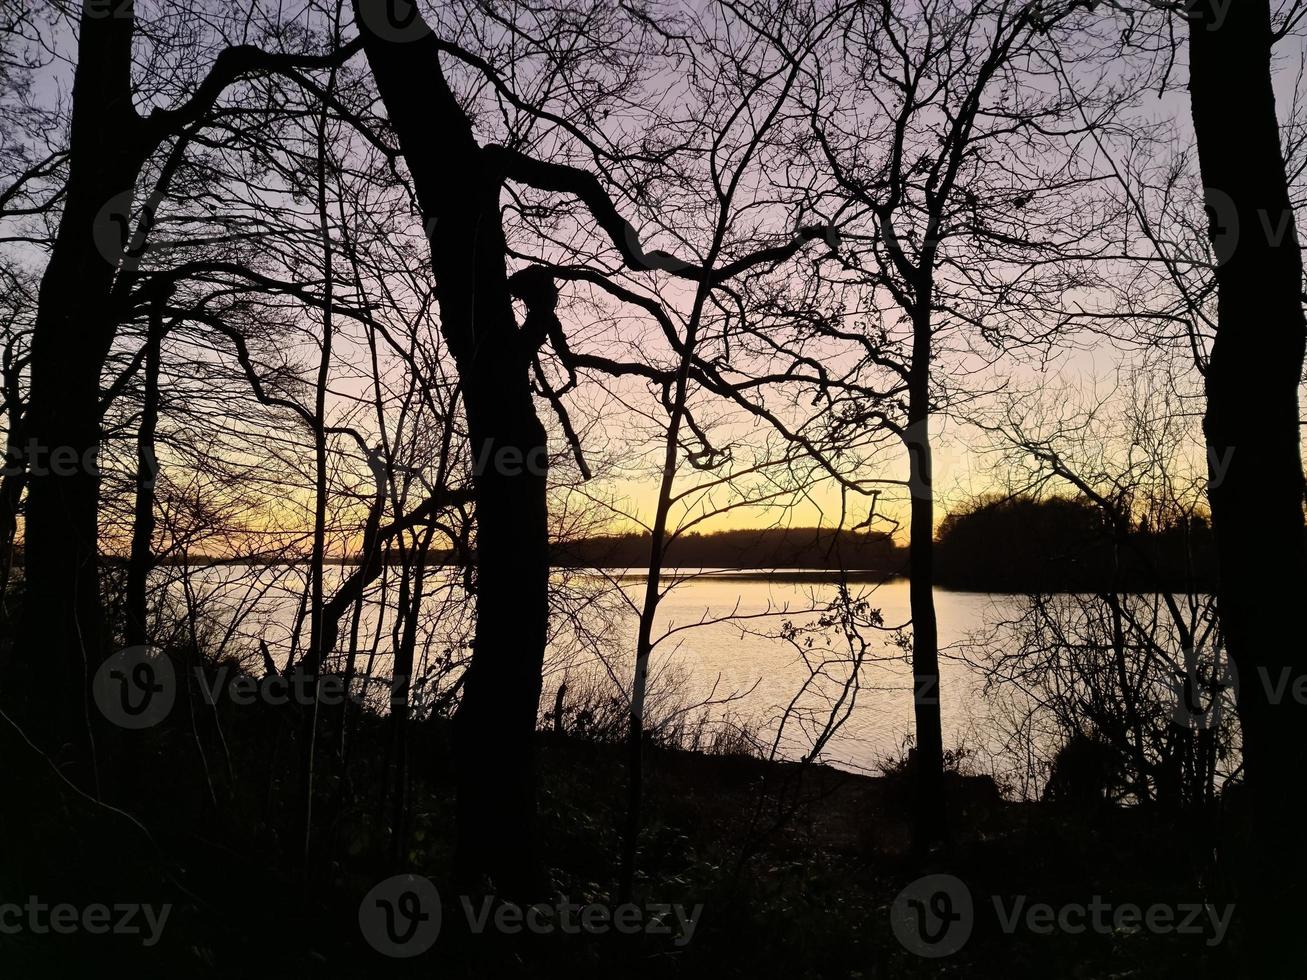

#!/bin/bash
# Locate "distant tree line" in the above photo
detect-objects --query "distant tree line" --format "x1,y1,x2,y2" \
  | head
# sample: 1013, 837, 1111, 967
934, 495, 1219, 593
550, 496, 1223, 593
553, 527, 901, 572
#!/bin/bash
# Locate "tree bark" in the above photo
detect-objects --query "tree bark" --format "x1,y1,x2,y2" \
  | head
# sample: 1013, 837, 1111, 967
126, 296, 165, 648
352, 0, 550, 898
1188, 1, 1307, 973
8, 0, 360, 782
906, 315, 946, 851
12, 1, 146, 764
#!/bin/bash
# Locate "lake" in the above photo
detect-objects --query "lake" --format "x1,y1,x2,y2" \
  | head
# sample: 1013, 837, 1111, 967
578, 572, 1018, 775
167, 566, 1024, 782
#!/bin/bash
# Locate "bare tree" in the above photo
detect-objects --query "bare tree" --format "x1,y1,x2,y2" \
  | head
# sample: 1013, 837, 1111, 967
743, 0, 1123, 848
3, 0, 359, 778
972, 360, 1235, 811
1185, 0, 1307, 970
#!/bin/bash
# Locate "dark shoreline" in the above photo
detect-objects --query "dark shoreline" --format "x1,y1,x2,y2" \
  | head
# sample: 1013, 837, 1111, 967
92, 557, 1214, 594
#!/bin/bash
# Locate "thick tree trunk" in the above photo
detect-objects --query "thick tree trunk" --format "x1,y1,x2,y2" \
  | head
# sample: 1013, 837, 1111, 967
353, 0, 550, 897
1188, 2, 1307, 973
906, 336, 946, 851
12, 2, 145, 765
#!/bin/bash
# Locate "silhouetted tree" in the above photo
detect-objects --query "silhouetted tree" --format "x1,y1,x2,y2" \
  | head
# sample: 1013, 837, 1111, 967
7, 0, 358, 777
974, 365, 1235, 811
1187, 0, 1307, 971
760, 0, 1121, 850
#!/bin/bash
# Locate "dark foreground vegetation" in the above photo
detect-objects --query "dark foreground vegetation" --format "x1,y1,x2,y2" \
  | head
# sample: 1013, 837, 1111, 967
1, 622, 1239, 979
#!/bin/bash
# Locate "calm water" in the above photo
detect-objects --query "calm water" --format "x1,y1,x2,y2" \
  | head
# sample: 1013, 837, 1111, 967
590, 573, 1015, 774
167, 566, 1019, 777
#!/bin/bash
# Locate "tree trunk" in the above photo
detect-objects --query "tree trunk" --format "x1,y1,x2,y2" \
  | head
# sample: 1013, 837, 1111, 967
126, 297, 164, 648
906, 314, 946, 851
12, 1, 145, 766
620, 336, 694, 902
352, 0, 549, 898
0, 336, 27, 611
1188, 1, 1307, 973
